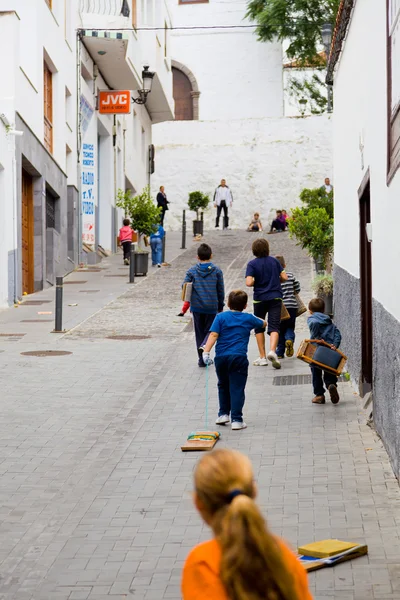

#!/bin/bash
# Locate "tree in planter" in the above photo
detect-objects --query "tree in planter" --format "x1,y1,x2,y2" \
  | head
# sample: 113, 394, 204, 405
312, 274, 334, 314
116, 186, 161, 250
188, 191, 210, 220
289, 207, 334, 272
300, 187, 333, 219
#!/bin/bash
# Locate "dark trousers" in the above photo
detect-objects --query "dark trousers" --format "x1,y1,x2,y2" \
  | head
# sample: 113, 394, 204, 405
270, 219, 285, 232
311, 366, 338, 396
121, 241, 131, 261
215, 355, 248, 422
160, 208, 166, 226
216, 201, 229, 228
192, 312, 216, 364
277, 308, 297, 356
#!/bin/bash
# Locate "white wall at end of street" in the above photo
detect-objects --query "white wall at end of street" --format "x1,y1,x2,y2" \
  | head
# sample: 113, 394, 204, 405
152, 115, 332, 231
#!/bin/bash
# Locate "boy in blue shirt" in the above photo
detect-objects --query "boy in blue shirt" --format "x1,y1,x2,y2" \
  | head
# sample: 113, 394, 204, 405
202, 290, 266, 430
308, 298, 342, 405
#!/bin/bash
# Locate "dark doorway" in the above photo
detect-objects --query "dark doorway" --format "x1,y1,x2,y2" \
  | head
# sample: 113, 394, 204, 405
359, 176, 372, 394
172, 68, 193, 120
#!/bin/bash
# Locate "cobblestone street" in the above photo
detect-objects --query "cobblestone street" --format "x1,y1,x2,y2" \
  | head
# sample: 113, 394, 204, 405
0, 231, 400, 599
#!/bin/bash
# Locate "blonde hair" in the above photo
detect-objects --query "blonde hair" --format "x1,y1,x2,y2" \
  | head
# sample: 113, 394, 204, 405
194, 449, 297, 600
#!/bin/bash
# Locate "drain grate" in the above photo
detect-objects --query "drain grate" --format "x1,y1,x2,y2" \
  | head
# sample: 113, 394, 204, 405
107, 335, 151, 340
21, 320, 53, 323
64, 281, 88, 285
21, 350, 72, 357
273, 374, 346, 386
21, 300, 51, 306
79, 290, 100, 293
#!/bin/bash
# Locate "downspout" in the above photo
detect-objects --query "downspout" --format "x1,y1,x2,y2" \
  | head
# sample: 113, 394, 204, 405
76, 30, 83, 265
113, 114, 117, 253
11, 147, 17, 303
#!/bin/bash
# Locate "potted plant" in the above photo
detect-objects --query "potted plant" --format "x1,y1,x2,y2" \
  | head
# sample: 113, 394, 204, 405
288, 207, 334, 273
116, 186, 160, 276
188, 191, 210, 236
312, 274, 334, 315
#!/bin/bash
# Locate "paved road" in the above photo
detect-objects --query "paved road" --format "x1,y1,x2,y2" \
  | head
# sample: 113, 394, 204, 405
0, 231, 399, 599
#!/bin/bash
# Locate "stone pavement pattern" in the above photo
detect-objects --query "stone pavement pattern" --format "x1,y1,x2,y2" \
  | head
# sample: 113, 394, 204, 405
0, 231, 399, 599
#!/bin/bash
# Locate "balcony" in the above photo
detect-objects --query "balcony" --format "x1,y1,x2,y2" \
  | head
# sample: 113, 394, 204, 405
79, 0, 130, 18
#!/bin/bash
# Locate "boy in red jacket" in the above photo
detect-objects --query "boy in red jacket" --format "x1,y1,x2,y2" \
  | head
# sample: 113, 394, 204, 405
119, 218, 133, 265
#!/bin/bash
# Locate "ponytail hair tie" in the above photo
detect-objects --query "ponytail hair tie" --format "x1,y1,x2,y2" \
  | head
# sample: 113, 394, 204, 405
226, 489, 245, 504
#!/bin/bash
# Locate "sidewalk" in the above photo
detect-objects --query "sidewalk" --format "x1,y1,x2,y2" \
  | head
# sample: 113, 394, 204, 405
0, 231, 399, 600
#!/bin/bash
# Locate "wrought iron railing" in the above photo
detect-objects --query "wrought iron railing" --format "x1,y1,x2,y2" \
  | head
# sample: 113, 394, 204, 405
79, 0, 130, 17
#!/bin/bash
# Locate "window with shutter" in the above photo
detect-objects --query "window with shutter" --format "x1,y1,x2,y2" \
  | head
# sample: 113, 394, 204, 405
388, 0, 400, 180
173, 68, 193, 121
43, 61, 53, 154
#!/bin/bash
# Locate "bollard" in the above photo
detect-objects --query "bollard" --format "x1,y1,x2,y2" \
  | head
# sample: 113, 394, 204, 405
162, 232, 166, 264
181, 209, 186, 249
54, 276, 64, 332
129, 243, 135, 283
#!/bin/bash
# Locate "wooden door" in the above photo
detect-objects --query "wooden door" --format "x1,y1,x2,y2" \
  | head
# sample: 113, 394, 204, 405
21, 170, 34, 294
172, 68, 193, 120
359, 179, 372, 394
43, 61, 53, 153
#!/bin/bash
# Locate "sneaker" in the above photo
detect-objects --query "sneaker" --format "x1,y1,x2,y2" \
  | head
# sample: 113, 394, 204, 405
267, 351, 281, 370
232, 421, 247, 430
285, 340, 294, 358
198, 361, 206, 368
312, 395, 325, 404
253, 356, 268, 366
157, 264, 161, 268
216, 415, 230, 425
328, 384, 340, 404
124, 258, 129, 265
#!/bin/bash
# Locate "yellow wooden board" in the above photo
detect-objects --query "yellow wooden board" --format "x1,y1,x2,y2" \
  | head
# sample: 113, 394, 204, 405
298, 539, 359, 558
181, 431, 220, 452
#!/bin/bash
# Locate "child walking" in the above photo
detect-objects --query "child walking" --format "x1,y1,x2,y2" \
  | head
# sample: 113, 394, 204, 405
182, 244, 225, 367
275, 255, 301, 359
308, 298, 342, 405
150, 223, 165, 267
119, 218, 134, 265
202, 290, 266, 430
182, 448, 313, 600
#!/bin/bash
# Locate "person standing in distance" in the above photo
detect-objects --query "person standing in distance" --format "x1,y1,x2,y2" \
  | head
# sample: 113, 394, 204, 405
157, 186, 169, 226
323, 177, 333, 194
214, 179, 233, 230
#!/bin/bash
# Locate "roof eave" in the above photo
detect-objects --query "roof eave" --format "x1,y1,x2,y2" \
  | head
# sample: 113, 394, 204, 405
326, 0, 356, 85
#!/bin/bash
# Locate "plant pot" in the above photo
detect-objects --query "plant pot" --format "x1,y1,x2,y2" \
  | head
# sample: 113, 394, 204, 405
314, 257, 325, 274
193, 220, 204, 236
134, 251, 149, 276
320, 293, 333, 315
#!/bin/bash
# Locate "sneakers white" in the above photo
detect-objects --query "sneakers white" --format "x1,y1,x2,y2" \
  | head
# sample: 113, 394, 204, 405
215, 414, 230, 425
267, 351, 281, 370
253, 356, 268, 366
232, 421, 247, 430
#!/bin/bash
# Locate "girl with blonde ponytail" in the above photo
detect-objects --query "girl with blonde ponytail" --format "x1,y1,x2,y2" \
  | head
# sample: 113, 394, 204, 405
182, 449, 313, 600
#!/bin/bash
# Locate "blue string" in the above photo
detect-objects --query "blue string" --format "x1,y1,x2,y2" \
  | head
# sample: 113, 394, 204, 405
205, 363, 209, 430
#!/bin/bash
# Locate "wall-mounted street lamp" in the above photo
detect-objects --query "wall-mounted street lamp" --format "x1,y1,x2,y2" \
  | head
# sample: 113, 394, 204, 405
132, 66, 155, 105
321, 23, 333, 113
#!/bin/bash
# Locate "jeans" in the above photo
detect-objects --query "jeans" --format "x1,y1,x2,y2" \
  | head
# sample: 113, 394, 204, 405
277, 307, 297, 356
216, 201, 229, 228
215, 355, 249, 422
150, 237, 163, 265
270, 219, 285, 232
192, 312, 217, 364
121, 241, 131, 261
311, 366, 338, 396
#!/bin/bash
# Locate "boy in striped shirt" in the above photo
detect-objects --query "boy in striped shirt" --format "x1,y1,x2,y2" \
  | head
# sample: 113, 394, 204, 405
275, 255, 301, 359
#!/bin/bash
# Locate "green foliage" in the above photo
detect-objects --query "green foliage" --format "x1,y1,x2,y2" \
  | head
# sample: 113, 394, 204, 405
312, 274, 334, 296
300, 187, 333, 218
289, 207, 333, 269
246, 0, 340, 65
286, 73, 328, 115
188, 191, 210, 220
116, 186, 160, 238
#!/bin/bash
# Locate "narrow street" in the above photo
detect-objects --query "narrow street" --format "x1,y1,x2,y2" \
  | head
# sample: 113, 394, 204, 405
0, 232, 399, 599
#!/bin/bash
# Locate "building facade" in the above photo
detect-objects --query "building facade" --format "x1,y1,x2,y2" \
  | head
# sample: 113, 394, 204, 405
328, 1, 400, 476
0, 0, 173, 308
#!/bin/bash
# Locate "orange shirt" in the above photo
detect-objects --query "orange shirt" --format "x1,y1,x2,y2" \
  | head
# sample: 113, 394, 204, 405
182, 538, 313, 600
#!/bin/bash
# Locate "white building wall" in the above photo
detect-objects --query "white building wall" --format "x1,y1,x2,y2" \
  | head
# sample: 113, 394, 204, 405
170, 0, 283, 120
333, 0, 400, 320
153, 115, 332, 230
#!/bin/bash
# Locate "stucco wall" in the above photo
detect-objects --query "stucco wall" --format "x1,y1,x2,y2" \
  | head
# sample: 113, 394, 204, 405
152, 115, 333, 230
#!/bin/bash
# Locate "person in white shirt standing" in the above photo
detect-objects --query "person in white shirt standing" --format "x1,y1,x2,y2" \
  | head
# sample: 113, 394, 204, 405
214, 179, 233, 229
323, 177, 333, 194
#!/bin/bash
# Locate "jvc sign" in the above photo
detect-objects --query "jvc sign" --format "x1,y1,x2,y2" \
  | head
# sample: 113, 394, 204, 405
99, 90, 131, 114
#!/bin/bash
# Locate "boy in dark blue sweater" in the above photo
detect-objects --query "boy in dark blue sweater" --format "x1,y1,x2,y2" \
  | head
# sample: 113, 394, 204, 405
308, 298, 342, 405
183, 244, 225, 367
